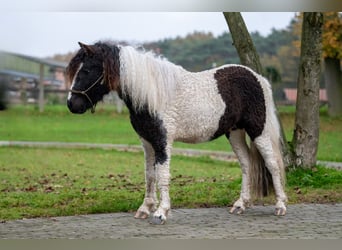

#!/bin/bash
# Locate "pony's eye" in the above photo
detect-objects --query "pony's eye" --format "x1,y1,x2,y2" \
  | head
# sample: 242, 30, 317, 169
80, 69, 90, 76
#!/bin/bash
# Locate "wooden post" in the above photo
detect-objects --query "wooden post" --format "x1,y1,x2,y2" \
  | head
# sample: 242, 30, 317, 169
39, 63, 44, 112
20, 78, 27, 106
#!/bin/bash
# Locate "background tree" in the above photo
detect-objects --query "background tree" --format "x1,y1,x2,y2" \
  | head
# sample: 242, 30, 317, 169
223, 12, 291, 166
222, 12, 263, 74
264, 66, 282, 84
323, 12, 342, 117
55, 20, 302, 87
223, 12, 324, 169
290, 12, 342, 117
292, 12, 323, 168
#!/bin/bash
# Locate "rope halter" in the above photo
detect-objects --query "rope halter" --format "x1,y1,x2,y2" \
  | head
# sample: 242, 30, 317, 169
68, 73, 104, 113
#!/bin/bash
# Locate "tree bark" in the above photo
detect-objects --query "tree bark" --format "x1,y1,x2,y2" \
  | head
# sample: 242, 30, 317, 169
223, 12, 263, 74
223, 12, 291, 167
292, 12, 323, 168
325, 57, 342, 116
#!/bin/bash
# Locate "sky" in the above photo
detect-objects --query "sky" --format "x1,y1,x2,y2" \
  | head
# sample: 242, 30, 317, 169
0, 12, 296, 58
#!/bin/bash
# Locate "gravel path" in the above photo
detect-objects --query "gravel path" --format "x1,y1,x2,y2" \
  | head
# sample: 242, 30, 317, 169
1, 204, 341, 239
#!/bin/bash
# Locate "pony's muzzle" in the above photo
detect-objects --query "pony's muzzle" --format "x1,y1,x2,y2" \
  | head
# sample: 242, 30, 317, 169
67, 97, 87, 114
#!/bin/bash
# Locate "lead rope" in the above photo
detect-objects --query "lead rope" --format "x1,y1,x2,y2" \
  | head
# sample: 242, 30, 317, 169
69, 74, 104, 113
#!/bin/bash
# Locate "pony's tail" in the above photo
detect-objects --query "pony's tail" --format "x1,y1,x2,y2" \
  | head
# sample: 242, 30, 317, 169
249, 78, 286, 198
249, 142, 273, 197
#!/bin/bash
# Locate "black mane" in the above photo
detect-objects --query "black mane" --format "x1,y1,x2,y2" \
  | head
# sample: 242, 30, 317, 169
66, 41, 121, 91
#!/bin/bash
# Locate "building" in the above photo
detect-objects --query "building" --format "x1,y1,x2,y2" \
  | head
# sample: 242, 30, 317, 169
283, 88, 327, 105
0, 51, 68, 110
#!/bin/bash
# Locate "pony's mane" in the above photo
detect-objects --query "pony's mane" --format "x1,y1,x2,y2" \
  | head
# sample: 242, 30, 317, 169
66, 42, 120, 91
67, 42, 182, 115
119, 46, 183, 115
66, 50, 85, 86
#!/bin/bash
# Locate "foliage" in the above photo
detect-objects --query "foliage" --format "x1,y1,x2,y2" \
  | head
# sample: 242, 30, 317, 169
264, 66, 281, 84
322, 12, 342, 59
56, 17, 304, 86
290, 12, 342, 60
144, 28, 299, 72
141, 19, 300, 86
53, 13, 342, 89
144, 32, 240, 72
50, 12, 341, 91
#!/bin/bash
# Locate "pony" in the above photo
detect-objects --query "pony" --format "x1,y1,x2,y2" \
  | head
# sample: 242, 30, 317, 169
66, 41, 287, 224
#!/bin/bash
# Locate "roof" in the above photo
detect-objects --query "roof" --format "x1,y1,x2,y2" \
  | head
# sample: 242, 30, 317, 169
283, 88, 327, 102
0, 51, 67, 68
0, 69, 40, 80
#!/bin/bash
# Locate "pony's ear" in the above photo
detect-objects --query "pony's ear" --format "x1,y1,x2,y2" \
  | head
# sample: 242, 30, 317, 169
78, 42, 95, 55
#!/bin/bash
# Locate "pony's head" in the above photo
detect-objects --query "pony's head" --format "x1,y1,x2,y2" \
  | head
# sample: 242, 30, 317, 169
66, 42, 120, 114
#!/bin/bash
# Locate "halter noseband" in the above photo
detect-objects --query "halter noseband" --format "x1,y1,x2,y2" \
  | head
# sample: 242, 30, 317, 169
69, 73, 104, 113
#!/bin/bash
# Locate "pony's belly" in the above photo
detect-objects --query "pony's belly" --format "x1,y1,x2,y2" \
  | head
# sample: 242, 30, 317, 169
175, 134, 213, 144
170, 71, 227, 144
173, 110, 224, 144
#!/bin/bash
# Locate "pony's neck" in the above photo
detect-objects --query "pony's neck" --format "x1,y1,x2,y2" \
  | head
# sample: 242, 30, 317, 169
119, 46, 182, 115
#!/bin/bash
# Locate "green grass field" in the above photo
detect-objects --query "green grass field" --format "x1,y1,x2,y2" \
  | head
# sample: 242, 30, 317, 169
0, 104, 341, 220
1, 147, 341, 220
1, 147, 243, 220
1, 104, 342, 161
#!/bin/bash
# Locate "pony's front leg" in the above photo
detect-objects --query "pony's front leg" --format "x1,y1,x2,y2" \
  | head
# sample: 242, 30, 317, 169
150, 147, 172, 225
134, 139, 158, 219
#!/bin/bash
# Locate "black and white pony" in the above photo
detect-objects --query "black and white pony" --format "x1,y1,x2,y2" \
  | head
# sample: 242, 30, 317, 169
67, 41, 287, 224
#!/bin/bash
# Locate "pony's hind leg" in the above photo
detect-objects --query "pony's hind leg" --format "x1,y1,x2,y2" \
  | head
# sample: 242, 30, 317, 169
134, 139, 158, 219
228, 129, 252, 215
254, 134, 287, 216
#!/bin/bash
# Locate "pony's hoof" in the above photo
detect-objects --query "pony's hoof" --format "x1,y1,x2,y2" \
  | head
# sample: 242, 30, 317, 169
229, 206, 245, 215
275, 207, 286, 216
134, 211, 149, 219
149, 215, 166, 225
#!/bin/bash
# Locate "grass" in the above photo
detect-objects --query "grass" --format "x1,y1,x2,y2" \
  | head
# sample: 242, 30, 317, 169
278, 105, 342, 162
0, 104, 138, 145
0, 104, 341, 220
0, 104, 230, 151
286, 166, 342, 204
1, 146, 341, 221
1, 104, 342, 161
0, 147, 242, 220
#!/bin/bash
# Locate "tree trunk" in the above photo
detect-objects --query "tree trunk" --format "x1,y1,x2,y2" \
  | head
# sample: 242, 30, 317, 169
325, 57, 342, 116
223, 12, 291, 167
292, 12, 323, 168
223, 12, 263, 74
